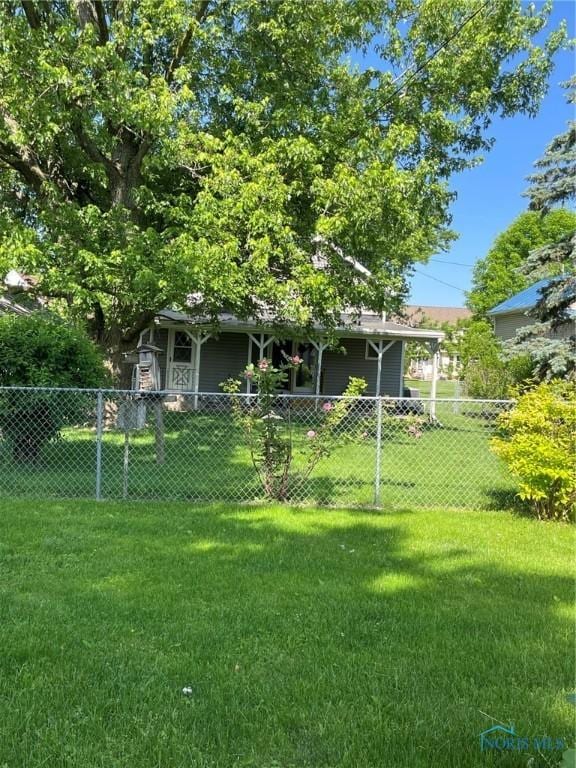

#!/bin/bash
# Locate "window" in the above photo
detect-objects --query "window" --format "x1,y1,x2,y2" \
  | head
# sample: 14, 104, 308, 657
173, 331, 194, 363
365, 341, 380, 360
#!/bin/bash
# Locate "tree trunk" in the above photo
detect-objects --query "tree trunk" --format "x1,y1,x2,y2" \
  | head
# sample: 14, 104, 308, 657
106, 334, 136, 389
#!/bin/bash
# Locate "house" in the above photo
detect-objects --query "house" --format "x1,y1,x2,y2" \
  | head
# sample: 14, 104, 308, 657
487, 278, 575, 341
401, 305, 472, 380
0, 270, 43, 316
135, 309, 445, 399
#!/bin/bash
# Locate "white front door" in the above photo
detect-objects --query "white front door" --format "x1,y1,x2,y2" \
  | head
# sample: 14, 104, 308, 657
167, 329, 196, 391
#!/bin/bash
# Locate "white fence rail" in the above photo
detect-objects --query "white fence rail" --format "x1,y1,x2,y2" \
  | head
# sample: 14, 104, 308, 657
0, 387, 516, 509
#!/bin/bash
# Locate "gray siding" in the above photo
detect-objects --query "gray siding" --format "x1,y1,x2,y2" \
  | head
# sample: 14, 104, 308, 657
322, 338, 403, 396
147, 325, 403, 395
199, 333, 249, 391
152, 327, 170, 388
494, 313, 575, 342
493, 312, 536, 341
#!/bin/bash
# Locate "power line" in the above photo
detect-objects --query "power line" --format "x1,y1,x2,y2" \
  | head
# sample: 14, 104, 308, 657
429, 258, 474, 267
382, 0, 494, 109
413, 268, 466, 293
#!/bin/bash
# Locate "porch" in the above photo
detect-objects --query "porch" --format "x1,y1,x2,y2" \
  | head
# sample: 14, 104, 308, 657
135, 312, 444, 401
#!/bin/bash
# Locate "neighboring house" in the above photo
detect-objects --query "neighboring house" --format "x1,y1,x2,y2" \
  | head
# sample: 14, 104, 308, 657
401, 305, 472, 380
403, 305, 472, 326
487, 278, 575, 341
0, 270, 43, 316
135, 309, 445, 398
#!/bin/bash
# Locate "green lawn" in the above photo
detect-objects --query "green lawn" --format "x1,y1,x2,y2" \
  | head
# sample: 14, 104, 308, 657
0, 403, 516, 510
405, 378, 462, 398
0, 500, 573, 767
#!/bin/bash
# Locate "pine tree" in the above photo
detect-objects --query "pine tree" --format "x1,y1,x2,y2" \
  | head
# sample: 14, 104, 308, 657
509, 79, 576, 381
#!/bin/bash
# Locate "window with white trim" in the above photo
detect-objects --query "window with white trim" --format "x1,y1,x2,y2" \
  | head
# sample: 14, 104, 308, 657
365, 341, 380, 360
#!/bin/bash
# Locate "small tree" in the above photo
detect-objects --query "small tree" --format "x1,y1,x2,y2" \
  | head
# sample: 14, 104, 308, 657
222, 356, 366, 501
459, 320, 510, 399
0, 314, 108, 462
491, 381, 576, 521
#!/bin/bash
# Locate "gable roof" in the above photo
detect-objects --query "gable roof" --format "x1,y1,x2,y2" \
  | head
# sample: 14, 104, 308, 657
487, 278, 552, 317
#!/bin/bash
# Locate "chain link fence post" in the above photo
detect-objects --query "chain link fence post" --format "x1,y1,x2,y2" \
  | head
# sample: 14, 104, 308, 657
95, 389, 103, 500
374, 396, 383, 507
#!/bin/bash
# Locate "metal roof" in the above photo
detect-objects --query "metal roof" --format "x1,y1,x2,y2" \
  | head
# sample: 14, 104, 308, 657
155, 309, 445, 342
487, 279, 552, 316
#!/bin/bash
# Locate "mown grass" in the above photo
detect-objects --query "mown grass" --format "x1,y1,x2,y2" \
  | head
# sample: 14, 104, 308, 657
0, 404, 515, 509
0, 500, 573, 767
405, 378, 461, 398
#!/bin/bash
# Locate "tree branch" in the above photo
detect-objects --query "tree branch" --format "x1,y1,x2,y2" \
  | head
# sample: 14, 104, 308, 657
122, 310, 156, 344
166, 0, 211, 84
21, 0, 41, 28
94, 0, 109, 44
71, 116, 117, 176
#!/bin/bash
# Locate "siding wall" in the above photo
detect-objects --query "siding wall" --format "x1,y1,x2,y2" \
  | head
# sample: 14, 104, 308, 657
152, 327, 170, 388
494, 313, 575, 342
493, 313, 536, 341
322, 338, 402, 396
148, 326, 403, 395
199, 333, 250, 391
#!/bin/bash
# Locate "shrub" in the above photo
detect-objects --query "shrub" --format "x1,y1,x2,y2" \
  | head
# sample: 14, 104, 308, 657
491, 381, 576, 521
0, 313, 108, 462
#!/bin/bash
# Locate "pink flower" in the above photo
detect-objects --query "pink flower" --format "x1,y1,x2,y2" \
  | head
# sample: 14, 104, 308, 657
322, 402, 333, 412
258, 359, 269, 371
291, 355, 302, 365
408, 425, 422, 439
245, 370, 253, 379
306, 430, 316, 439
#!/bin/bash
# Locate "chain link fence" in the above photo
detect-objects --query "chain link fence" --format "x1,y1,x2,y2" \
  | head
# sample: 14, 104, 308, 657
0, 387, 516, 509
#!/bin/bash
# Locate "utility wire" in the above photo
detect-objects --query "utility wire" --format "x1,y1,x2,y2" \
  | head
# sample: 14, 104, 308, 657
413, 268, 466, 293
429, 258, 474, 267
382, 0, 494, 108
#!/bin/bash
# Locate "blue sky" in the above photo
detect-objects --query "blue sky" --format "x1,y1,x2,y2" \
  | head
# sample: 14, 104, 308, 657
366, 1, 575, 308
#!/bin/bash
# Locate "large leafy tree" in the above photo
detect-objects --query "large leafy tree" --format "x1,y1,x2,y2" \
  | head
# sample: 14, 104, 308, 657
509, 79, 576, 381
466, 209, 576, 317
0, 0, 566, 377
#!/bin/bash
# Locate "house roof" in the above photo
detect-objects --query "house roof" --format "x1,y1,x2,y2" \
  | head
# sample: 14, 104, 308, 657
155, 309, 445, 342
487, 279, 552, 316
0, 294, 39, 316
403, 305, 472, 325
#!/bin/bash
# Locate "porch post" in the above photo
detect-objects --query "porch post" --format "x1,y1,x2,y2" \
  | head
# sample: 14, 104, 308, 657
246, 335, 253, 394
192, 333, 211, 410
429, 340, 439, 421
398, 341, 406, 397
310, 340, 328, 396
368, 340, 395, 396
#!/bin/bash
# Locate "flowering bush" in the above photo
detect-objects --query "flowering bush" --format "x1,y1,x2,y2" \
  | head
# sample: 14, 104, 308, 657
221, 357, 366, 501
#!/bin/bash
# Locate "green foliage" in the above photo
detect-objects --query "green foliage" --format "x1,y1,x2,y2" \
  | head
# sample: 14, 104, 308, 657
222, 359, 366, 500
0, 1, 565, 366
459, 320, 511, 399
492, 381, 576, 521
467, 209, 576, 317
0, 313, 108, 462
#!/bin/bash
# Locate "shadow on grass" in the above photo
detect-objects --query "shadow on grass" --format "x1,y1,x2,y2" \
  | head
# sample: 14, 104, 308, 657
0, 406, 518, 512
0, 502, 570, 768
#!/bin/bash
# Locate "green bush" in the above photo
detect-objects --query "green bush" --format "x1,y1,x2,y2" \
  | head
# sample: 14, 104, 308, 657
0, 313, 108, 462
491, 381, 576, 521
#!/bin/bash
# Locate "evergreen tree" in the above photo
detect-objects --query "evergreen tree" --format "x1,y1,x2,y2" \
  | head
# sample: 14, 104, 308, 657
509, 79, 576, 381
